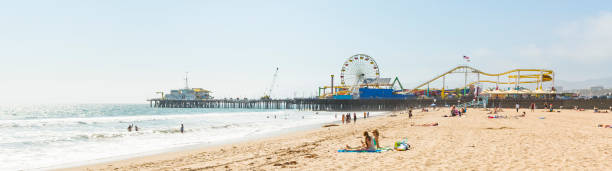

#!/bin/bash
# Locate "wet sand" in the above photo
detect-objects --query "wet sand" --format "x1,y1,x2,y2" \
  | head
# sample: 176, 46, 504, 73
62, 108, 612, 170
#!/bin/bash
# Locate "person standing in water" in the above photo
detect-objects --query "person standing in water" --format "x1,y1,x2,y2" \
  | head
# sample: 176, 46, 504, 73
134, 125, 139, 131
180, 124, 184, 133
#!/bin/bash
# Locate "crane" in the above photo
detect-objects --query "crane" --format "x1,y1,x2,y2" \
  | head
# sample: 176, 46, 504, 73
262, 67, 279, 100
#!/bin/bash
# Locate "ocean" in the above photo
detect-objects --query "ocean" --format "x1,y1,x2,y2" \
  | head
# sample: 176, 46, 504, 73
0, 104, 382, 170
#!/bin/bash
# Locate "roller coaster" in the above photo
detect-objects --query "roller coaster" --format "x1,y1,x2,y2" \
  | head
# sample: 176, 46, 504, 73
407, 66, 555, 95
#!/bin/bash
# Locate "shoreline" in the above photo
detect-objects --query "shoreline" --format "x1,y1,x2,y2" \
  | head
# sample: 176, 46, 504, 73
55, 111, 390, 170
60, 108, 612, 170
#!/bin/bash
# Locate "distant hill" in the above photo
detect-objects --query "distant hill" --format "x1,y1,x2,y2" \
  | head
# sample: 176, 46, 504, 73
556, 77, 612, 90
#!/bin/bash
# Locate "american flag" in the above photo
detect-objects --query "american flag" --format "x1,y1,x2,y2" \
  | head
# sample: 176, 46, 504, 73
463, 55, 471, 62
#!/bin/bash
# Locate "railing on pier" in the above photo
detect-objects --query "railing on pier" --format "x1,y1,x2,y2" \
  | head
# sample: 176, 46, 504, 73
148, 98, 612, 111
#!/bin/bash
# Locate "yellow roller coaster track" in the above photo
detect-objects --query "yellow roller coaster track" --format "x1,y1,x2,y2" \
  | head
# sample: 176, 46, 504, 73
411, 66, 554, 92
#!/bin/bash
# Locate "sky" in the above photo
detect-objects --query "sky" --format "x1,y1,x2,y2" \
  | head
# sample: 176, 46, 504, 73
0, 0, 611, 104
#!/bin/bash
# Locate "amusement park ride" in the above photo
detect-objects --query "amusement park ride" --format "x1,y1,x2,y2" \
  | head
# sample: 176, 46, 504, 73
318, 54, 556, 100
318, 54, 409, 99
408, 66, 556, 99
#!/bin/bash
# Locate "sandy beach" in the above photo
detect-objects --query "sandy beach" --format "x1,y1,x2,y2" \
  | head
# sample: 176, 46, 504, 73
63, 108, 612, 170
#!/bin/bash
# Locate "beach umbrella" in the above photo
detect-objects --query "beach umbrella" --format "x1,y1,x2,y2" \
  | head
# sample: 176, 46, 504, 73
505, 90, 521, 94
519, 89, 532, 94
532, 89, 549, 94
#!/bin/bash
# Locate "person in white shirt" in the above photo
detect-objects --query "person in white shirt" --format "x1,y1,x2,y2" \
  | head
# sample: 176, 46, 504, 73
515, 103, 520, 112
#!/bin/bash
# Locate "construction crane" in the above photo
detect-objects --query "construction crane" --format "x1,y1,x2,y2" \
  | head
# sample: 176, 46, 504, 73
261, 67, 279, 100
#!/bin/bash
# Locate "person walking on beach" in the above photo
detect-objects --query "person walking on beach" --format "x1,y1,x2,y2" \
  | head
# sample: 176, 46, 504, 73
516, 103, 520, 113
367, 112, 370, 118
549, 103, 554, 112
346, 113, 350, 123
530, 103, 535, 112
409, 107, 413, 118
363, 112, 366, 119
353, 113, 357, 123
342, 114, 345, 124
180, 124, 184, 133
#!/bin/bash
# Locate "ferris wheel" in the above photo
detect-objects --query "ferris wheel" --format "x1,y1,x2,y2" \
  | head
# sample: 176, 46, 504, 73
340, 54, 380, 87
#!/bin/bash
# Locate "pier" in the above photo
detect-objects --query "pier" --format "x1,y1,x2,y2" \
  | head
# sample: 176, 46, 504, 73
148, 98, 612, 111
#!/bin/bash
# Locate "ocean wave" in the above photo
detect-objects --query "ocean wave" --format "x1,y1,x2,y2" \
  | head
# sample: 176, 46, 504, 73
0, 111, 283, 128
153, 129, 184, 134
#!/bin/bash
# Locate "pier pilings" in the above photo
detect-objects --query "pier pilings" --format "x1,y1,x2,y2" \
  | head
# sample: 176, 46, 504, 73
148, 98, 612, 111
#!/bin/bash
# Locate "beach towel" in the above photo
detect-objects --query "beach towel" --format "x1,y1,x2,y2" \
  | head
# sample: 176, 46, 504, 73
337, 149, 382, 153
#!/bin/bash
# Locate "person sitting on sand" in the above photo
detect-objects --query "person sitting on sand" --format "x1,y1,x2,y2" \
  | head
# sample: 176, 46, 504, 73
345, 131, 375, 151
487, 108, 498, 114
372, 129, 381, 149
594, 107, 599, 113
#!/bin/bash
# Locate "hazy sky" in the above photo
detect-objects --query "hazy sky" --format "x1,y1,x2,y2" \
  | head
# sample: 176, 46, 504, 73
1, 0, 611, 104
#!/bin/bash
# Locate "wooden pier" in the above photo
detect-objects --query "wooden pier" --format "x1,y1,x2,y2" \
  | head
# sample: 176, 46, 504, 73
148, 98, 612, 111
